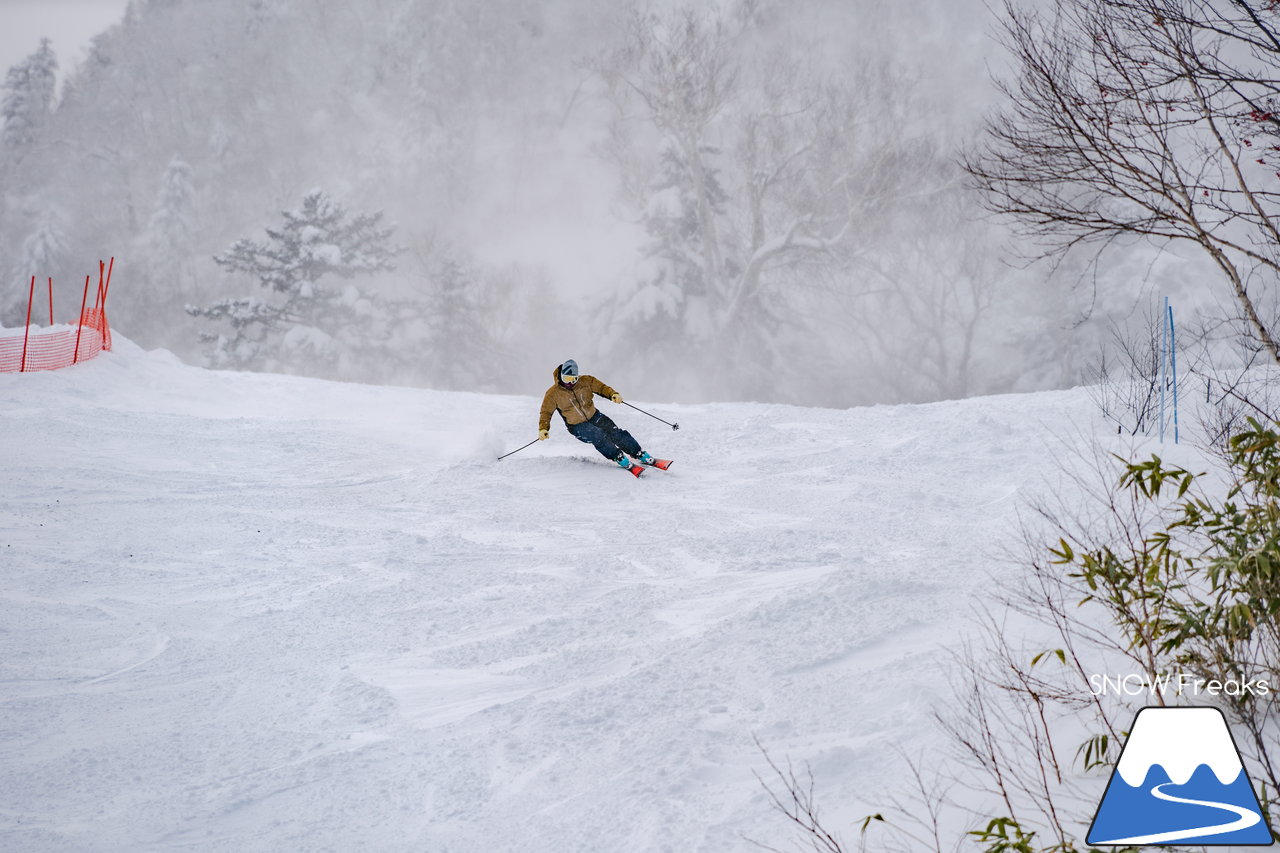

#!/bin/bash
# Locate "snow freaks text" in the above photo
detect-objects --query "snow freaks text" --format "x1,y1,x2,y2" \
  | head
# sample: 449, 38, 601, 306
1089, 673, 1273, 698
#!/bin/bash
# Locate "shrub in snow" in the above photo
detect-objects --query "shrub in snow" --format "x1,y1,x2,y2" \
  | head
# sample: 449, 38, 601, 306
932, 419, 1280, 853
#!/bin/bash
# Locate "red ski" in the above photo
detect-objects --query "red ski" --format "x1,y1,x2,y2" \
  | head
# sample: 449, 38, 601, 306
623, 463, 645, 478
640, 458, 673, 470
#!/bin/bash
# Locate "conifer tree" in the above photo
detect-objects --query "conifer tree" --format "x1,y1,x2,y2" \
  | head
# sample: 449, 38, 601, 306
189, 189, 397, 372
19, 205, 68, 286
146, 157, 195, 258
1, 39, 57, 153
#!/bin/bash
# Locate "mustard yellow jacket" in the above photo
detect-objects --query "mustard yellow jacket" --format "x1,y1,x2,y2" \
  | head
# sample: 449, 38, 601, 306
539, 365, 619, 432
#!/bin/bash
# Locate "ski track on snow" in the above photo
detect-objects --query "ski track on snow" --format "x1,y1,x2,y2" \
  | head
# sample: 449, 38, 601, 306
0, 340, 1112, 852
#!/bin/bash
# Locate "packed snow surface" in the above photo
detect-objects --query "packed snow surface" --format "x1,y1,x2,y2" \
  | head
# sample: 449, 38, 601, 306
3, 340, 1103, 851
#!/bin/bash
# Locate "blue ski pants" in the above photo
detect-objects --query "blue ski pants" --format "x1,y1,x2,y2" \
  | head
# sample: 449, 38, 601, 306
567, 411, 642, 461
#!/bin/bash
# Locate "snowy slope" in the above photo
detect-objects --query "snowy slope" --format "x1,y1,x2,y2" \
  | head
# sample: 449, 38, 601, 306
2, 339, 1102, 852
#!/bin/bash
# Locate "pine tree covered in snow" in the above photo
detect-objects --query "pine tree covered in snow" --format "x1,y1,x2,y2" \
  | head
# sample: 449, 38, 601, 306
1, 40, 61, 324
128, 157, 200, 349
1, 39, 57, 154
421, 249, 502, 390
20, 205, 68, 282
189, 190, 398, 374
141, 156, 197, 300
0, 203, 69, 325
146, 156, 195, 258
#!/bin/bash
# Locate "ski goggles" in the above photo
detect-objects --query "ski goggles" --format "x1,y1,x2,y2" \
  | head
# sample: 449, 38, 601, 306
562, 373, 579, 384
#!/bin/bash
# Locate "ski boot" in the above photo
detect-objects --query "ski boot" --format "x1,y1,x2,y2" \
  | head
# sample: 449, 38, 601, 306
633, 450, 672, 470
614, 454, 644, 478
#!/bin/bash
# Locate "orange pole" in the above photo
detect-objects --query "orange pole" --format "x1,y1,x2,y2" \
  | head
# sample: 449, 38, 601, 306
102, 257, 114, 307
20, 276, 35, 372
48, 277, 53, 325
73, 274, 90, 364
101, 257, 114, 348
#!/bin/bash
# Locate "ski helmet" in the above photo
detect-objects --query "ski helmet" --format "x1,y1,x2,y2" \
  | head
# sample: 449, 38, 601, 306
560, 359, 579, 380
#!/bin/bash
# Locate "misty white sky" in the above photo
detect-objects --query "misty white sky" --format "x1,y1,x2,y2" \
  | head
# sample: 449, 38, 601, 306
0, 0, 128, 86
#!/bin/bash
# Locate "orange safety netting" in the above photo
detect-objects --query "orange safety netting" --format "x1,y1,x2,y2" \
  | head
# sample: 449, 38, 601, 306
0, 259, 114, 374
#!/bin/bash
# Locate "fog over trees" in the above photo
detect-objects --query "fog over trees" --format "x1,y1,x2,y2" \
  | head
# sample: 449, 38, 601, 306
0, 0, 1216, 404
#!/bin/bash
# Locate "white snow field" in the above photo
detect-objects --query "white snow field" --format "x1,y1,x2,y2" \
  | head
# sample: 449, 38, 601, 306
3, 339, 1106, 852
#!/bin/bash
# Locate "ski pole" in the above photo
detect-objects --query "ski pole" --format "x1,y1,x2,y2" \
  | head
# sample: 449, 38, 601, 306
623, 401, 679, 431
498, 438, 540, 461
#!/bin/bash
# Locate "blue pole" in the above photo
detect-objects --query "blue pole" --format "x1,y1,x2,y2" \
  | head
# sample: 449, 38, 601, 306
1160, 296, 1168, 442
1169, 302, 1179, 444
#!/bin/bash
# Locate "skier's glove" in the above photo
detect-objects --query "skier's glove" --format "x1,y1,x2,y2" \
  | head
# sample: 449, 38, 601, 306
611, 393, 623, 404
538, 429, 549, 440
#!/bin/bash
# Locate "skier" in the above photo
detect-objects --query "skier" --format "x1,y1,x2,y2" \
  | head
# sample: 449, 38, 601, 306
538, 359, 661, 471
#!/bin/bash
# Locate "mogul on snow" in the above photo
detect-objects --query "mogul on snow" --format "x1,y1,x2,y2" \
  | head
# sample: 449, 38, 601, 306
537, 359, 662, 472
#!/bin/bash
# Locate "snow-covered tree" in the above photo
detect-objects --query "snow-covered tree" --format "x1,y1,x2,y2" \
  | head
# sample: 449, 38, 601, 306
594, 6, 918, 398
1, 39, 57, 154
629, 144, 732, 337
189, 189, 397, 373
0, 202, 69, 326
841, 180, 1016, 403
19, 204, 69, 282
126, 156, 199, 348
420, 246, 503, 390
146, 156, 195, 257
